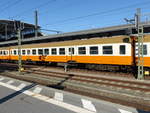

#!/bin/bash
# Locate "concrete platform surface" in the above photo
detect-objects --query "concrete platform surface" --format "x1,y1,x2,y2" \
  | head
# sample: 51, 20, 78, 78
0, 75, 149, 113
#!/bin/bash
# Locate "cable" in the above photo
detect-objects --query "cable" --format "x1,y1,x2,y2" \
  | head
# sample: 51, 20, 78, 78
5, 0, 150, 33
59, 18, 123, 27
9, 0, 57, 19
39, 0, 82, 16
0, 0, 23, 15
43, 9, 133, 27
43, 0, 150, 26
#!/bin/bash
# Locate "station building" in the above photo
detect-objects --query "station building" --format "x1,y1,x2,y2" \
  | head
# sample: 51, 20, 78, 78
0, 20, 42, 42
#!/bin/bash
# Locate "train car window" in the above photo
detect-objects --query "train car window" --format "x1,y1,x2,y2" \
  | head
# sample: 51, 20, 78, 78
27, 50, 30, 55
14, 50, 17, 55
78, 47, 86, 55
59, 48, 65, 55
3, 51, 6, 55
22, 50, 26, 55
44, 49, 49, 55
143, 45, 147, 55
38, 49, 43, 55
103, 46, 113, 54
90, 46, 98, 54
51, 48, 57, 55
69, 48, 74, 55
32, 49, 36, 55
119, 45, 126, 54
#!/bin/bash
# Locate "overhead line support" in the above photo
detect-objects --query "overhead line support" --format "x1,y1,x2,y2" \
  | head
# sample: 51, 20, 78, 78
35, 10, 38, 38
136, 8, 144, 79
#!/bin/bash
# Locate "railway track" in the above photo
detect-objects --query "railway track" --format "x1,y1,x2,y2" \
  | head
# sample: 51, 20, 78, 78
0, 62, 150, 111
27, 69, 150, 92
0, 62, 137, 78
1, 63, 150, 93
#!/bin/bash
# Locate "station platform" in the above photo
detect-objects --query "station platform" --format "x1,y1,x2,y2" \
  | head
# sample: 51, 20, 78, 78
0, 75, 149, 113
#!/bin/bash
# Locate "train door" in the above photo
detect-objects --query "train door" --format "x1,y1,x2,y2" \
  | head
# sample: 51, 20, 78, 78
130, 36, 137, 75
38, 49, 45, 61
131, 36, 136, 66
68, 47, 75, 62
27, 49, 31, 61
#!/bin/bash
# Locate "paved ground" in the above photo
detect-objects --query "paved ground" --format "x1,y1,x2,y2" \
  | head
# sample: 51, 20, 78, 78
0, 75, 149, 113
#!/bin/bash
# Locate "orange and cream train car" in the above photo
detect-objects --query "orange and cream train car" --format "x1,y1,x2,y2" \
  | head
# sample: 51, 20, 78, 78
0, 35, 150, 72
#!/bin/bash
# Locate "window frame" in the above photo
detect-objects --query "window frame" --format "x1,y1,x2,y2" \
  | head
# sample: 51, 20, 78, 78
59, 48, 65, 55
119, 45, 126, 55
89, 46, 98, 55
44, 48, 49, 55
69, 47, 75, 55
13, 50, 17, 55
3, 51, 6, 55
27, 50, 31, 55
38, 49, 43, 55
32, 49, 37, 55
51, 48, 57, 55
78, 47, 86, 55
22, 50, 26, 55
102, 46, 113, 55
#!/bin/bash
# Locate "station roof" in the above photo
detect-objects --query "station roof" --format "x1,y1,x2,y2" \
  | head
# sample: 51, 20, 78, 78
0, 20, 39, 33
0, 22, 150, 47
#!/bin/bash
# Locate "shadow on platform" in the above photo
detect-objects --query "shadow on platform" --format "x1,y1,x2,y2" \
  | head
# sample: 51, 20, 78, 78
0, 83, 36, 104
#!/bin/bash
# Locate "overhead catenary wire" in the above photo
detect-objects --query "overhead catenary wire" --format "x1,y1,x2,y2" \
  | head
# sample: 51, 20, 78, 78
42, 0, 150, 26
9, 0, 57, 19
45, 18, 124, 32
2, 0, 150, 34
7, 0, 150, 21
0, 0, 23, 15
43, 9, 133, 27
39, 0, 83, 16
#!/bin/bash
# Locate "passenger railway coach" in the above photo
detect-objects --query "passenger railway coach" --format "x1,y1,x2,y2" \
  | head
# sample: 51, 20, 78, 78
0, 35, 150, 72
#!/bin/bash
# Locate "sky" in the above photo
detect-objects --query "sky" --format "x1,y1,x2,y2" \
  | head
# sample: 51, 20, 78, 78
0, 0, 150, 34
